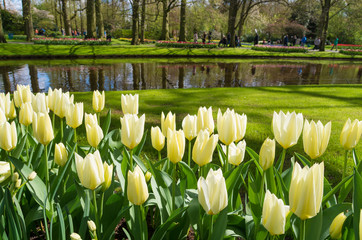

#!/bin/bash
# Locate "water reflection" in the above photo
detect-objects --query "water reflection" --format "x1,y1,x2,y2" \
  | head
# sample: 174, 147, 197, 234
0, 59, 361, 93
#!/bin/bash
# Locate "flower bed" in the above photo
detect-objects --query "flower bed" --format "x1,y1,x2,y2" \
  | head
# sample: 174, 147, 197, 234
119, 38, 156, 43
156, 41, 218, 48
337, 44, 362, 50
32, 37, 111, 45
0, 85, 361, 240
339, 49, 362, 55
252, 45, 308, 53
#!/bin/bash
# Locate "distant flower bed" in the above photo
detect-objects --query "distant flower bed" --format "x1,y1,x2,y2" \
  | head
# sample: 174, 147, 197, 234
119, 38, 156, 44
337, 44, 362, 50
156, 41, 218, 48
32, 37, 111, 45
252, 45, 308, 53
339, 49, 362, 56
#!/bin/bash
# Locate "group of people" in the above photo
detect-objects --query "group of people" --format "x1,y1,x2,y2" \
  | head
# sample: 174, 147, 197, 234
34, 28, 46, 36
193, 31, 212, 44
218, 32, 242, 47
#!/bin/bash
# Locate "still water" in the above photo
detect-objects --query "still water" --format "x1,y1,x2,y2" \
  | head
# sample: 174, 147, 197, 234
0, 59, 361, 93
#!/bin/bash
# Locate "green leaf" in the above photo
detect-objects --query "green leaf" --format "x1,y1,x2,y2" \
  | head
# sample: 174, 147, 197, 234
78, 189, 90, 238
294, 152, 311, 167
211, 208, 228, 240
216, 144, 226, 167
353, 169, 362, 239
179, 161, 197, 189
134, 129, 148, 156
320, 203, 351, 240
323, 175, 352, 206
352, 148, 359, 167
151, 207, 187, 240
12, 197, 27, 238
56, 203, 66, 240
246, 147, 263, 176
4, 188, 22, 239
102, 202, 130, 240
305, 209, 323, 240
11, 135, 26, 159
265, 167, 277, 195
101, 109, 112, 136
107, 129, 123, 149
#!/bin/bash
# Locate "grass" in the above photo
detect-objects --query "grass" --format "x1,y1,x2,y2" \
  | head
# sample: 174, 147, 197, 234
0, 42, 361, 59
72, 85, 362, 184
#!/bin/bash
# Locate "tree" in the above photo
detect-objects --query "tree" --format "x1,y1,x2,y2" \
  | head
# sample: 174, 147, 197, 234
22, 0, 34, 41
179, 0, 186, 41
140, 0, 146, 43
159, 0, 178, 40
86, 0, 96, 38
95, 0, 104, 38
61, 0, 71, 35
0, 9, 6, 43
130, 0, 140, 45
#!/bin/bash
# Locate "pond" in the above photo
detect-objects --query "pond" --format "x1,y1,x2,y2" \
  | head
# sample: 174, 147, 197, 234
0, 58, 361, 93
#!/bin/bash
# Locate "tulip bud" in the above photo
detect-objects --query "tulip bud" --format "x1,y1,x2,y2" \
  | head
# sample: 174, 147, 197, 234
145, 171, 152, 182
262, 190, 289, 236
54, 143, 68, 167
227, 140, 246, 166
15, 178, 22, 188
7, 100, 16, 120
167, 129, 185, 164
235, 113, 247, 142
70, 233, 82, 240
47, 88, 61, 112
182, 114, 198, 141
259, 138, 275, 170
121, 94, 139, 115
197, 106, 214, 134
198, 168, 228, 215
340, 118, 362, 150
32, 93, 48, 113
3, 93, 16, 120
54, 92, 74, 118
92, 90, 105, 113
87, 220, 97, 232
0, 121, 17, 151
19, 102, 33, 126
101, 162, 113, 192
33, 112, 54, 146
28, 171, 37, 181
329, 212, 347, 239
85, 113, 98, 126
75, 150, 105, 190
161, 111, 176, 137
303, 120, 331, 159
127, 165, 149, 205
151, 126, 165, 151
14, 84, 32, 108
0, 161, 11, 183
272, 111, 303, 149
66, 102, 84, 129
12, 172, 19, 182
86, 123, 104, 148
217, 108, 237, 145
120, 114, 145, 149
192, 130, 218, 166
289, 162, 324, 220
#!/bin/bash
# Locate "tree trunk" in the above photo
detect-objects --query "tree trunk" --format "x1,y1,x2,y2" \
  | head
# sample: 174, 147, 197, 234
237, 1, 247, 37
73, 0, 78, 31
140, 0, 146, 43
22, 0, 34, 41
227, 0, 238, 47
59, 0, 64, 29
131, 0, 140, 45
179, 0, 186, 41
53, 0, 59, 30
62, 0, 71, 35
2, 0, 6, 10
86, 0, 96, 38
160, 0, 169, 40
0, 9, 6, 43
318, 0, 331, 52
80, 0, 84, 34
95, 0, 104, 38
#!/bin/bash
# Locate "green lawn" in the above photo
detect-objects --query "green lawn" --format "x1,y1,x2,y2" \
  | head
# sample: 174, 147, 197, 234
0, 43, 361, 59
72, 85, 362, 184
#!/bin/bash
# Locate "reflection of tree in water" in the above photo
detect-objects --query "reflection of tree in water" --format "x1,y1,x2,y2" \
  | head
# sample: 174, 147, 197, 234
301, 64, 322, 85
0, 66, 11, 93
141, 63, 146, 90
98, 68, 105, 91
89, 69, 98, 91
178, 67, 184, 89
132, 64, 140, 90
358, 68, 362, 84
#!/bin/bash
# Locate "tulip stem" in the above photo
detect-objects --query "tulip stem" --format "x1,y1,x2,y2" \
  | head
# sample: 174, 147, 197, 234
129, 149, 134, 171
26, 125, 29, 162
158, 150, 161, 162
299, 219, 306, 240
45, 144, 49, 192
342, 150, 349, 181
278, 148, 287, 174
97, 112, 100, 125
60, 118, 64, 141
209, 214, 214, 238
260, 171, 265, 203
74, 128, 78, 153
172, 163, 177, 212
225, 145, 229, 172
93, 190, 100, 237
188, 140, 191, 167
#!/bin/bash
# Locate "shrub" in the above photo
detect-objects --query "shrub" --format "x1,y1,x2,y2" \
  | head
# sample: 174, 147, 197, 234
251, 45, 308, 53
32, 37, 111, 45
339, 49, 362, 55
155, 41, 218, 48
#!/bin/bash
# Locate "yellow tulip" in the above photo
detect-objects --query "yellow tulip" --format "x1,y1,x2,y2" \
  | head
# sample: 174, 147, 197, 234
19, 102, 33, 126
127, 165, 149, 205
120, 114, 145, 149
235, 113, 247, 142
75, 150, 104, 190
7, 100, 16, 120
0, 93, 16, 119
121, 94, 139, 115
145, 171, 152, 182
87, 220, 97, 232
33, 112, 54, 146
28, 171, 37, 181
13, 84, 32, 108
0, 161, 11, 183
70, 233, 82, 240
217, 108, 237, 145
259, 138, 275, 170
54, 92, 74, 118
340, 118, 362, 150
197, 106, 214, 134
182, 114, 198, 141
272, 111, 303, 149
101, 162, 113, 192
262, 190, 289, 236
329, 212, 347, 239
92, 90, 105, 113
161, 111, 176, 136
85, 113, 98, 126
0, 109, 5, 124
54, 143, 68, 167
0, 121, 17, 151
289, 162, 324, 220
151, 126, 165, 151
192, 130, 218, 166
47, 88, 61, 112
198, 168, 228, 215
86, 123, 104, 148
223, 140, 246, 166
167, 129, 185, 164
303, 120, 331, 159
66, 102, 84, 129
32, 93, 48, 113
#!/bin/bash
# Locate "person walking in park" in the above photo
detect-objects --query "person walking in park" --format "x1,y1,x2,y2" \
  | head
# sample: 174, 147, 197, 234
193, 32, 198, 43
208, 31, 212, 43
202, 32, 206, 44
283, 35, 288, 46
254, 33, 259, 46
331, 36, 339, 51
301, 35, 307, 47
313, 37, 321, 50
